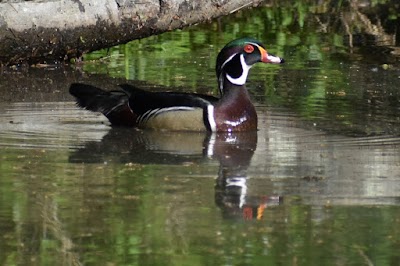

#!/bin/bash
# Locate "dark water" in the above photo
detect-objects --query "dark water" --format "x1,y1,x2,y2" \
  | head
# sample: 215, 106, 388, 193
2, 2, 400, 265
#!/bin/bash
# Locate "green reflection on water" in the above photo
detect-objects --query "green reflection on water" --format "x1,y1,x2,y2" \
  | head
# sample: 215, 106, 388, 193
2, 0, 400, 265
1, 148, 400, 265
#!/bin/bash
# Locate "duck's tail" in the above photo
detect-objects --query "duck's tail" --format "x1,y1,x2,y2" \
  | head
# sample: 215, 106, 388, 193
69, 83, 137, 126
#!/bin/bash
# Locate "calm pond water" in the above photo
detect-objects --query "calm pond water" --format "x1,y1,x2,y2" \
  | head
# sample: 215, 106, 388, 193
1, 1, 400, 265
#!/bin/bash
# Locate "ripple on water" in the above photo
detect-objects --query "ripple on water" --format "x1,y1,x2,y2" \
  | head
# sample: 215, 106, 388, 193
252, 107, 400, 206
0, 102, 109, 150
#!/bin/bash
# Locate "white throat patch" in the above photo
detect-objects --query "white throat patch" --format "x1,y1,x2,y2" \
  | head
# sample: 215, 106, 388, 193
225, 54, 251, 86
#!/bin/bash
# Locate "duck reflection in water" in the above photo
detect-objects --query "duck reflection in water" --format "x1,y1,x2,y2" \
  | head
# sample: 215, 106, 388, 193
69, 129, 282, 220
209, 132, 282, 220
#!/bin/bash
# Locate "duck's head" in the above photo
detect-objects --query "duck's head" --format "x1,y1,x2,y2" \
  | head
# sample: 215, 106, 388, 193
216, 38, 284, 93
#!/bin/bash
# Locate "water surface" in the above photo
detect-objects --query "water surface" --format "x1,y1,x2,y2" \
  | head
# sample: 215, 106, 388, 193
1, 1, 400, 265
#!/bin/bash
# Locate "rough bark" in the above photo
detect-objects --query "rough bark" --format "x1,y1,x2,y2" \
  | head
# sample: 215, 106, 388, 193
0, 0, 263, 65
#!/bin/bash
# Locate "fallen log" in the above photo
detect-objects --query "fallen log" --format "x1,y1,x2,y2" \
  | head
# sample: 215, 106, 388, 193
0, 0, 264, 65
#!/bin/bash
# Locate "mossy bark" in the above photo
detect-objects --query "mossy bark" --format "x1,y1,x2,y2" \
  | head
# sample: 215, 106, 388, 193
0, 0, 263, 65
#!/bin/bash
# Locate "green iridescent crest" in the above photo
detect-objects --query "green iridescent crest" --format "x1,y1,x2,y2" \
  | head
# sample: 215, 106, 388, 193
223, 37, 265, 49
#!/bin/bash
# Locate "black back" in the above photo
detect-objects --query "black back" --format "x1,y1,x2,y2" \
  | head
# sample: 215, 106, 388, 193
118, 84, 218, 115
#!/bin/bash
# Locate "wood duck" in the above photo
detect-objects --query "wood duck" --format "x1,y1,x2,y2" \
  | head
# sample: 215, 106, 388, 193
69, 37, 284, 132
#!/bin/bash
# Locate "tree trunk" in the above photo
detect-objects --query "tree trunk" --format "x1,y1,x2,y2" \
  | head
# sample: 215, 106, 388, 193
0, 0, 264, 65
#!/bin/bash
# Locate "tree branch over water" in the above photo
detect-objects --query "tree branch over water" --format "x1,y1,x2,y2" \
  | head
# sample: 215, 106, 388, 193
0, 0, 263, 65
1, 0, 399, 66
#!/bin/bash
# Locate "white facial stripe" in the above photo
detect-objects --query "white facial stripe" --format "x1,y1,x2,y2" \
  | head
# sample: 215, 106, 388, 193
221, 42, 261, 67
246, 42, 260, 48
221, 53, 237, 69
225, 54, 251, 86
220, 42, 269, 86
219, 53, 238, 93
221, 42, 262, 69
207, 105, 217, 132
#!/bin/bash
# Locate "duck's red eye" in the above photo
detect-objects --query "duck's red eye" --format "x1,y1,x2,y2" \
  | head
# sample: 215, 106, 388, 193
244, 44, 255, 53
